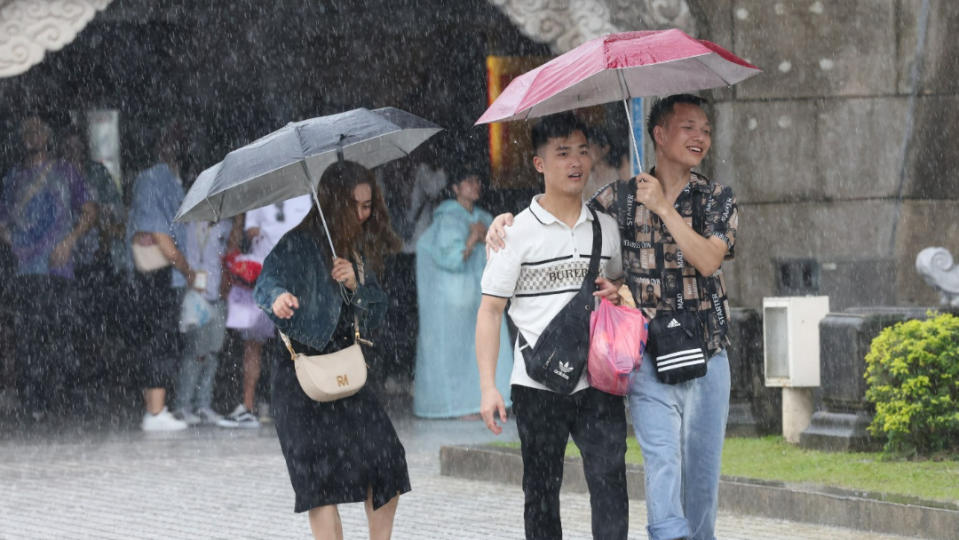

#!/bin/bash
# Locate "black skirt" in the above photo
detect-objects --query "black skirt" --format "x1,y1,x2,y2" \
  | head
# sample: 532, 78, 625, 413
271, 303, 411, 512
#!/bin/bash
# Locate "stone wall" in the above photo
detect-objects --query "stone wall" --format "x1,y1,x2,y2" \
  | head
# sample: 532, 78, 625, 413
693, 0, 959, 310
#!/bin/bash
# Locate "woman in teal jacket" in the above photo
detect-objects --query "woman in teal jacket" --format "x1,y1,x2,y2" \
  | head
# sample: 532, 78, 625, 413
413, 170, 513, 418
254, 161, 409, 540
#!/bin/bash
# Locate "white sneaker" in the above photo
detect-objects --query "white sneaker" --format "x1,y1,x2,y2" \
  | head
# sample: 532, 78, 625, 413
256, 401, 273, 424
221, 404, 260, 429
142, 407, 188, 432
173, 409, 202, 426
195, 407, 224, 426
215, 415, 239, 428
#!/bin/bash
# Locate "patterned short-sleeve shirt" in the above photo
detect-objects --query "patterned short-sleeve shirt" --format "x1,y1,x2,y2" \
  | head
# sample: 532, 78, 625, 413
589, 171, 739, 354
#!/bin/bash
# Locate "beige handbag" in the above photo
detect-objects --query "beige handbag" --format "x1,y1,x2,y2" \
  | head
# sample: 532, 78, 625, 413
132, 242, 171, 272
279, 258, 370, 402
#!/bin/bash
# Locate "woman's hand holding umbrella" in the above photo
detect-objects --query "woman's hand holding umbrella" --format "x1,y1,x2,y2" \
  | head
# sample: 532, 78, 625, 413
272, 292, 300, 319
331, 257, 357, 291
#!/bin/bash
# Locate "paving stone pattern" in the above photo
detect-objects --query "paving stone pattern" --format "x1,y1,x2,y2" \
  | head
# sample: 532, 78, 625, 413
0, 419, 921, 540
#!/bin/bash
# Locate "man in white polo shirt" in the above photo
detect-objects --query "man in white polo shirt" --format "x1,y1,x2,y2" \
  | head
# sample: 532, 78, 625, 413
475, 112, 628, 540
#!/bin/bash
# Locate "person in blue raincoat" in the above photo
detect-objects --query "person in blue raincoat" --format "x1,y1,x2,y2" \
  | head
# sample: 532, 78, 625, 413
413, 168, 512, 418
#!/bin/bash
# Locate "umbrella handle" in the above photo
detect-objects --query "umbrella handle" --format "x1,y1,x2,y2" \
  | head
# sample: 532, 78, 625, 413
617, 70, 643, 175
300, 161, 338, 259
622, 98, 644, 175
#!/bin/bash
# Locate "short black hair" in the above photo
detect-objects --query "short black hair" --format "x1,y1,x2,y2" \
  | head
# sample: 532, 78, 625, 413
587, 125, 629, 168
646, 94, 709, 147
530, 112, 588, 154
446, 163, 483, 190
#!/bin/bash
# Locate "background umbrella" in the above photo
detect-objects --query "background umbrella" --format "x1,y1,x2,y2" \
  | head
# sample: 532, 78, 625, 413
475, 29, 761, 170
176, 107, 442, 257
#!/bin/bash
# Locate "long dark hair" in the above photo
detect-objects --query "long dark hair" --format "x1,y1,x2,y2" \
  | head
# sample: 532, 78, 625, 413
295, 160, 400, 273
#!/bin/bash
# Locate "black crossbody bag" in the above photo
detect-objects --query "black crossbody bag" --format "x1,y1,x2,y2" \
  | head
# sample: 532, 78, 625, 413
515, 208, 602, 394
646, 307, 707, 384
618, 179, 708, 384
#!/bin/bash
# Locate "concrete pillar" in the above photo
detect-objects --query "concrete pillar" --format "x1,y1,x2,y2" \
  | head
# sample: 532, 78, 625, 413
782, 387, 813, 444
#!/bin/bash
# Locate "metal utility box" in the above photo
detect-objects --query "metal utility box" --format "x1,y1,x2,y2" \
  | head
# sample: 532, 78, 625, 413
762, 296, 830, 387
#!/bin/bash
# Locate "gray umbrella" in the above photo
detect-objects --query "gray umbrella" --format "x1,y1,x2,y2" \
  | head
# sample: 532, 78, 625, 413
175, 107, 442, 256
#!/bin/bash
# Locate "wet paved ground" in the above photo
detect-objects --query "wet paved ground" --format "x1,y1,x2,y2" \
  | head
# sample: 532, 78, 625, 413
0, 410, 921, 539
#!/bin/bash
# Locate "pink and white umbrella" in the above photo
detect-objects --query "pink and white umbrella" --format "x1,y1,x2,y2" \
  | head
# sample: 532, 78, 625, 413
475, 29, 761, 167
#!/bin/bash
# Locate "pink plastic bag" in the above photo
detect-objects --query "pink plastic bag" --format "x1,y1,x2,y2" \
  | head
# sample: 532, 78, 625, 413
588, 297, 648, 396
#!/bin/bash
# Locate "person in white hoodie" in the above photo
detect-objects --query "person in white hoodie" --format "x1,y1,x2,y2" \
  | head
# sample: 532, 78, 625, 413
223, 195, 312, 428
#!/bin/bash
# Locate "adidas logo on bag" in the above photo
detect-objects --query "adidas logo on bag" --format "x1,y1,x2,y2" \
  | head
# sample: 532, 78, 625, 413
553, 361, 574, 380
667, 318, 681, 329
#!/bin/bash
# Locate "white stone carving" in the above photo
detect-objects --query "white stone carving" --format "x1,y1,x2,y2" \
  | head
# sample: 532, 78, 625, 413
490, 0, 695, 53
0, 0, 113, 78
611, 0, 695, 34
916, 247, 959, 307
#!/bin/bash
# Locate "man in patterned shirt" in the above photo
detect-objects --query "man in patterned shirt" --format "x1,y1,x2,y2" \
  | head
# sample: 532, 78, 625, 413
488, 94, 739, 540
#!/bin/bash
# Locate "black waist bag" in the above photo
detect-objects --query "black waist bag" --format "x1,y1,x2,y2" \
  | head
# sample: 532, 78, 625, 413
647, 310, 707, 384
517, 209, 601, 394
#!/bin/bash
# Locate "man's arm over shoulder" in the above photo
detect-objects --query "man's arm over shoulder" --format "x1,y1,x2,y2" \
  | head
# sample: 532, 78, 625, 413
480, 213, 528, 298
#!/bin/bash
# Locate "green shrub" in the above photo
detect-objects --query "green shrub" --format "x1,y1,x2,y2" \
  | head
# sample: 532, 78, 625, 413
864, 312, 959, 456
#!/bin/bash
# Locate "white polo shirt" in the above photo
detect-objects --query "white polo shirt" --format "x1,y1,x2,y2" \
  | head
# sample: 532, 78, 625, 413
481, 195, 623, 393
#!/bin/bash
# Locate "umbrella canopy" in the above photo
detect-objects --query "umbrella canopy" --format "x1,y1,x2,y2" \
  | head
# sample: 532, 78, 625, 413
475, 29, 760, 124
176, 107, 442, 223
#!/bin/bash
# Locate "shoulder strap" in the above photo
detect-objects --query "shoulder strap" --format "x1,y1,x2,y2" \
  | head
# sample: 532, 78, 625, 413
691, 183, 705, 236
617, 178, 638, 243
584, 207, 602, 288
690, 186, 706, 312
279, 331, 298, 361
351, 253, 372, 346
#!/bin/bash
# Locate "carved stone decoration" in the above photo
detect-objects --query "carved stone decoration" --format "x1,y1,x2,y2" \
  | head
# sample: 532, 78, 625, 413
489, 0, 695, 53
916, 247, 959, 307
609, 0, 696, 36
0, 0, 113, 78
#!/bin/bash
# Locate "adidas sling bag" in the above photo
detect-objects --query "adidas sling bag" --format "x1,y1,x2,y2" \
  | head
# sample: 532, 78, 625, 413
646, 309, 707, 384
515, 208, 602, 394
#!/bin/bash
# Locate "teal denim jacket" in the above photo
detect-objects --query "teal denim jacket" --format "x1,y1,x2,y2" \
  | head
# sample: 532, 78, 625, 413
253, 228, 388, 351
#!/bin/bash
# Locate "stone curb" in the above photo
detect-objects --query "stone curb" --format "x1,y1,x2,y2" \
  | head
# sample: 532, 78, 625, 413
439, 445, 959, 540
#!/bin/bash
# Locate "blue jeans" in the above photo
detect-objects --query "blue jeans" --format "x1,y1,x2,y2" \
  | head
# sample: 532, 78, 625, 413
175, 301, 226, 411
628, 349, 730, 540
